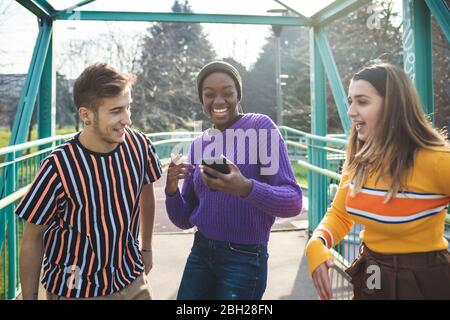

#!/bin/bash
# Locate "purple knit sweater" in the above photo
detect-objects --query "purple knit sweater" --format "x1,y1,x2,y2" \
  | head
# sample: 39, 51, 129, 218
165, 113, 302, 244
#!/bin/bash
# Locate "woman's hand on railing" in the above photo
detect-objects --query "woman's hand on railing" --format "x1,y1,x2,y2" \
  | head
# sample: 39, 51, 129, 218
312, 259, 335, 300
165, 153, 194, 195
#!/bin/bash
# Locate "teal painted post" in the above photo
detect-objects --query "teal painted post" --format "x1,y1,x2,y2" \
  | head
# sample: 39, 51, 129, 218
38, 30, 55, 147
314, 29, 351, 135
309, 0, 372, 26
61, 0, 95, 12
0, 208, 4, 252
7, 21, 52, 148
402, 0, 434, 124
0, 22, 52, 219
2, 220, 5, 299
16, 0, 53, 19
307, 138, 314, 234
56, 11, 308, 26
34, 0, 56, 14
309, 27, 329, 233
1, 198, 5, 299
6, 153, 17, 299
0, 17, 53, 301
425, 0, 450, 44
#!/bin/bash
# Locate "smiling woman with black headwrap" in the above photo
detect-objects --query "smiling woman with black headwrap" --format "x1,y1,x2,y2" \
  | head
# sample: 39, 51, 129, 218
165, 61, 302, 300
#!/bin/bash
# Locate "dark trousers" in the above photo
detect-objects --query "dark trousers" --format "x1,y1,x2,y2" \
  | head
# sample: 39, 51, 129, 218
177, 231, 268, 300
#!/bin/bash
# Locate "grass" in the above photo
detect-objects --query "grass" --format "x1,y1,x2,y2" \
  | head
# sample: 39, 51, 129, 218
0, 218, 24, 300
0, 127, 77, 148
292, 162, 308, 186
0, 243, 5, 300
0, 128, 10, 149
0, 239, 11, 300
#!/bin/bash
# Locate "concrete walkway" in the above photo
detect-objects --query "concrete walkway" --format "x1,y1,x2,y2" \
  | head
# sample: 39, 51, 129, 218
26, 229, 354, 300
148, 230, 319, 300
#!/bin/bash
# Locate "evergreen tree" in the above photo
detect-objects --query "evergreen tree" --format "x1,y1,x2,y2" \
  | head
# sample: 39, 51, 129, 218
245, 0, 405, 133
133, 0, 216, 132
56, 73, 76, 129
245, 26, 310, 131
323, 0, 403, 132
432, 19, 450, 133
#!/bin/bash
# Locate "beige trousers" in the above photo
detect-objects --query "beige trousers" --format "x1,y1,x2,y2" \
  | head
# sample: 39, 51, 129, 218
46, 273, 152, 300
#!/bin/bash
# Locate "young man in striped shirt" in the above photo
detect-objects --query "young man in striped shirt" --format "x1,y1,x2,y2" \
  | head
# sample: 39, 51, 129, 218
16, 63, 163, 299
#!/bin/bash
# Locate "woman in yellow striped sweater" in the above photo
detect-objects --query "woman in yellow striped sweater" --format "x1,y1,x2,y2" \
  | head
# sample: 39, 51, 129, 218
306, 63, 450, 300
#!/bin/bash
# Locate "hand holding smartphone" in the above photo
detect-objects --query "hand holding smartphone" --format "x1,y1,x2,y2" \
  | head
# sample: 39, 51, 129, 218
201, 155, 230, 179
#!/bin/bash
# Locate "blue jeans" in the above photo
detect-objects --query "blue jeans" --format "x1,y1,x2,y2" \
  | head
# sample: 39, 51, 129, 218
177, 232, 268, 300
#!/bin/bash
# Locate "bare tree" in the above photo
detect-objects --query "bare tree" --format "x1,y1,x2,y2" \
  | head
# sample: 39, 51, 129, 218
55, 22, 145, 130
57, 22, 144, 77
0, 0, 13, 25
0, 0, 15, 69
103, 22, 144, 73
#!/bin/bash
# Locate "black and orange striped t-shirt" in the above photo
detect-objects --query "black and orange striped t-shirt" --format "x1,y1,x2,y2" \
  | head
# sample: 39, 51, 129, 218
16, 128, 162, 298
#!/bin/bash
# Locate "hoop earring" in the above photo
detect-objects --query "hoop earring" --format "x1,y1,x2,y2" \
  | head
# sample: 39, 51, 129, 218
238, 103, 244, 114
84, 120, 92, 126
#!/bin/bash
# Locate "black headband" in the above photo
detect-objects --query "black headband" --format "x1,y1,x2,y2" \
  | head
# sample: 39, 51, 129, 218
353, 66, 387, 97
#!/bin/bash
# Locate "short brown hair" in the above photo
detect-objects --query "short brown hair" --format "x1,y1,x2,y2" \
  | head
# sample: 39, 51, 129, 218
73, 63, 136, 110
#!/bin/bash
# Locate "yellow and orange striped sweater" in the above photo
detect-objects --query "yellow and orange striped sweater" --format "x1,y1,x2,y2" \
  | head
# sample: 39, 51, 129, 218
305, 146, 450, 273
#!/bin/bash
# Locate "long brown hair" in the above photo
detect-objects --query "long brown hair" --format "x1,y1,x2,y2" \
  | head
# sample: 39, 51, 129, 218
345, 63, 448, 202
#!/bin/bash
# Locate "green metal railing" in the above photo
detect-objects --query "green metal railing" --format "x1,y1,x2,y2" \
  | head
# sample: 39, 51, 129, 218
0, 133, 75, 300
279, 126, 450, 281
150, 131, 201, 160
1, 128, 449, 299
0, 130, 201, 299
280, 127, 353, 252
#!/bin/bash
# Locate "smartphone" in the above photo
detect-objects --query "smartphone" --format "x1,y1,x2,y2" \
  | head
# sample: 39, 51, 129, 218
202, 156, 230, 178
